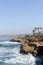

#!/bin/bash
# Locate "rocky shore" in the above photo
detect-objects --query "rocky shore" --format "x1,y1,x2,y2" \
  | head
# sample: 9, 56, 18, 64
20, 43, 43, 56
10, 39, 21, 42
19, 35, 43, 63
10, 35, 43, 56
10, 34, 43, 63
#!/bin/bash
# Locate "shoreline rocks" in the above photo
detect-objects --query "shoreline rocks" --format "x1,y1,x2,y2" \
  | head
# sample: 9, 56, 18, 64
10, 36, 43, 63
20, 43, 38, 56
20, 43, 43, 57
10, 39, 21, 42
10, 35, 43, 57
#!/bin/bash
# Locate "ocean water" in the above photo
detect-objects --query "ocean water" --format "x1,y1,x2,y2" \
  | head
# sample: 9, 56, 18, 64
0, 38, 42, 65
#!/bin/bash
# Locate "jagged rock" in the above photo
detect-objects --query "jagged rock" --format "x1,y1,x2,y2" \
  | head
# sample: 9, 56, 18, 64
10, 39, 16, 42
10, 39, 21, 42
20, 43, 38, 56
20, 42, 43, 57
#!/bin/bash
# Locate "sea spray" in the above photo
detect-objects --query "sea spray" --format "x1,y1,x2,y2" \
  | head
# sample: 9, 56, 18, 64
0, 41, 42, 65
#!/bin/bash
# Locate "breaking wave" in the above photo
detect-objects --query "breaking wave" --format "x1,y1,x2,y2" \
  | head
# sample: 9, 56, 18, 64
0, 41, 41, 65
0, 41, 22, 45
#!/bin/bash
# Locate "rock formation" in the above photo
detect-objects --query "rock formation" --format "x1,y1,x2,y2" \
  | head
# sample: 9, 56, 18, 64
10, 39, 16, 42
20, 42, 43, 57
20, 43, 38, 56
10, 39, 21, 42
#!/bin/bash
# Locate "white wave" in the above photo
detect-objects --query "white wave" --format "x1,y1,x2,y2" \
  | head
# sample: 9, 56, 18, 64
0, 41, 22, 45
0, 48, 10, 56
0, 53, 36, 65
0, 42, 35, 65
0, 46, 20, 58
0, 41, 41, 65
0, 46, 41, 65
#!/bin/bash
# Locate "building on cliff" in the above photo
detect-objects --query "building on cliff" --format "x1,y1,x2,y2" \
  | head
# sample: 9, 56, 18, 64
32, 27, 43, 36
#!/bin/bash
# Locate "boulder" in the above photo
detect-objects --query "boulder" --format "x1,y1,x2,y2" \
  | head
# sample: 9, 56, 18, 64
20, 42, 43, 57
10, 39, 16, 42
20, 43, 37, 56
10, 39, 21, 42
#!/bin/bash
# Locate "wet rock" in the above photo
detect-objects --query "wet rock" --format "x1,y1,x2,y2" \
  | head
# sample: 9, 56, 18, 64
41, 56, 43, 64
10, 39, 16, 42
10, 39, 21, 42
37, 46, 43, 56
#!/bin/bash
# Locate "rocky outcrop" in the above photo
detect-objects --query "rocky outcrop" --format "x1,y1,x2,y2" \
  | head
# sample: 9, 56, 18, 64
20, 43, 38, 56
20, 43, 43, 57
10, 39, 21, 42
10, 39, 16, 42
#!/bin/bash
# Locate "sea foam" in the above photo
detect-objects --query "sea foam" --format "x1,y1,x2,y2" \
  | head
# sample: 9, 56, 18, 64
2, 54, 35, 65
0, 42, 41, 65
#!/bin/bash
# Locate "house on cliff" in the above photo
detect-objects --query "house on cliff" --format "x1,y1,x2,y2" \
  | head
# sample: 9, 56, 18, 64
32, 27, 43, 36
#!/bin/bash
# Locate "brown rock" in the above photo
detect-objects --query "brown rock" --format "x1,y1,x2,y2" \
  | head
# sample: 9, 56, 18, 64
20, 43, 37, 56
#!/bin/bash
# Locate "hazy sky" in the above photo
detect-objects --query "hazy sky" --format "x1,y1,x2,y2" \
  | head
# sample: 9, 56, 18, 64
0, 0, 43, 34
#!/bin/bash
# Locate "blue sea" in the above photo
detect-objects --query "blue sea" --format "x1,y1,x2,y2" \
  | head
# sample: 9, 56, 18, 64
0, 38, 42, 65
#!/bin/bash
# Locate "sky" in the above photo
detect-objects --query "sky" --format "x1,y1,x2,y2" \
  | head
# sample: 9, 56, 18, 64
0, 0, 43, 35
